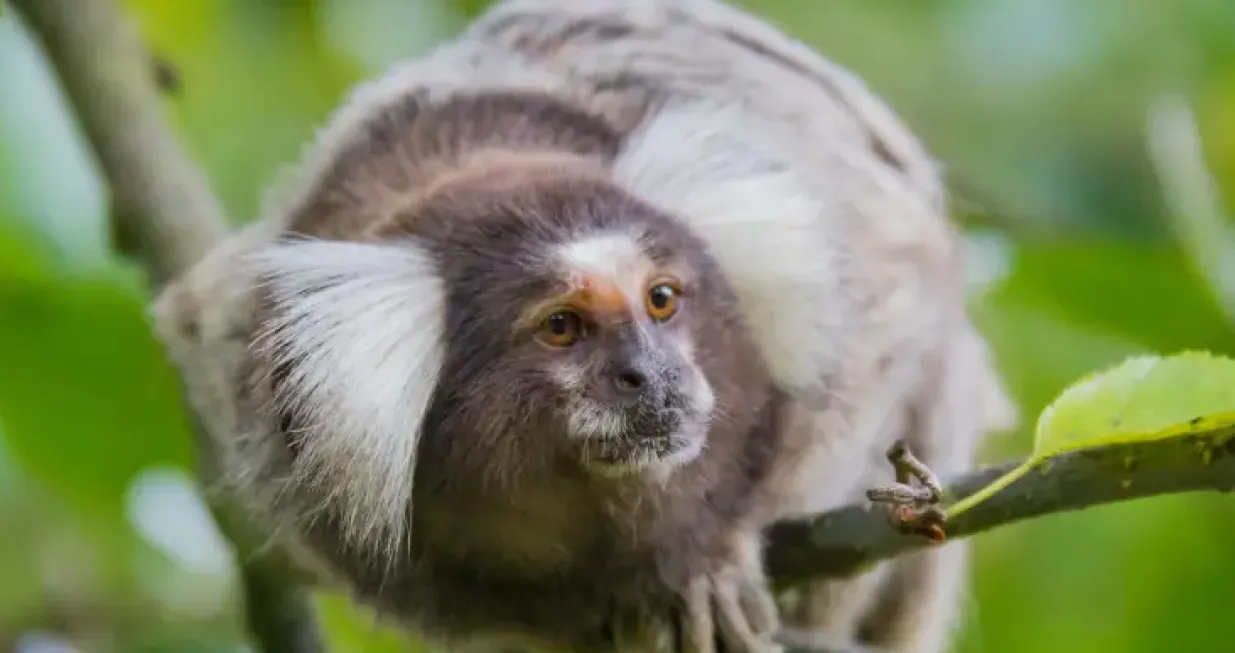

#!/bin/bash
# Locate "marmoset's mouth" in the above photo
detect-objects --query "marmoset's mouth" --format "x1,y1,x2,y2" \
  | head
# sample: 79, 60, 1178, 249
582, 411, 709, 478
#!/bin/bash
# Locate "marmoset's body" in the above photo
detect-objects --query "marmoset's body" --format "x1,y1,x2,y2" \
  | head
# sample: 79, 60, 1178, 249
153, 1, 1014, 652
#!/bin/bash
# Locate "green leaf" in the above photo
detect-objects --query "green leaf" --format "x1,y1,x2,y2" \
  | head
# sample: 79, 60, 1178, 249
949, 351, 1235, 516
1032, 351, 1235, 457
995, 239, 1235, 356
0, 223, 194, 513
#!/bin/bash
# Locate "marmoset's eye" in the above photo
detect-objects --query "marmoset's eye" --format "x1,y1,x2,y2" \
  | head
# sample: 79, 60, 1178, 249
537, 310, 584, 347
645, 281, 682, 322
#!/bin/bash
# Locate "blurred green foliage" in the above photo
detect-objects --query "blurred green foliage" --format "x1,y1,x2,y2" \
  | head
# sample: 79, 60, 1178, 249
2, 1, 1234, 652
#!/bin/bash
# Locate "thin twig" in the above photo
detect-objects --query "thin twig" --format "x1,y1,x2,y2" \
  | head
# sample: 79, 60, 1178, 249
1145, 95, 1235, 326
766, 425, 1235, 588
11, 2, 323, 652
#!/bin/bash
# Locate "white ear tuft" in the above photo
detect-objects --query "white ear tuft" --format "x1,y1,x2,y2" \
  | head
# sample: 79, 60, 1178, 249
245, 237, 447, 557
612, 101, 855, 391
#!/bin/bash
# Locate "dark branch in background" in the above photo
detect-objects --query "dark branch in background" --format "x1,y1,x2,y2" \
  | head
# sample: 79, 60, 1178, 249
16, 1, 1235, 653
11, 1, 324, 652
11, 0, 225, 285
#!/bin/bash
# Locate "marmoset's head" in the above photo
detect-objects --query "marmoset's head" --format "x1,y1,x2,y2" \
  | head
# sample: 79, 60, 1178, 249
239, 92, 825, 555
245, 154, 762, 548
396, 164, 731, 480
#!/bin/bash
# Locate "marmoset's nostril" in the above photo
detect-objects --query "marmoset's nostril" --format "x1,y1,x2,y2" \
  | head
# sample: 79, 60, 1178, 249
612, 369, 647, 395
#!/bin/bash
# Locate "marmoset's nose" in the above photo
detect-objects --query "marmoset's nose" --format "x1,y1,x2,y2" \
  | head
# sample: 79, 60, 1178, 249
598, 336, 660, 403
609, 365, 648, 397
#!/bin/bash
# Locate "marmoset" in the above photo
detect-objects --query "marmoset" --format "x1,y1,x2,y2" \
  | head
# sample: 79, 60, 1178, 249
152, 1, 1015, 652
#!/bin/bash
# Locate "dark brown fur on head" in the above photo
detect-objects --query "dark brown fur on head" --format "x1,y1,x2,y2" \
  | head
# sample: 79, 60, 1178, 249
248, 90, 786, 648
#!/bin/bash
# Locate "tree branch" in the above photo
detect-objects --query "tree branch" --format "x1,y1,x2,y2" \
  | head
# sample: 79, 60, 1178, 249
11, 0, 226, 287
766, 426, 1235, 588
11, 2, 323, 652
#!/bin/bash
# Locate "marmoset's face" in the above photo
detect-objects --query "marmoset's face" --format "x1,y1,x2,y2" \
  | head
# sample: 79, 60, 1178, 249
517, 230, 716, 477
400, 172, 736, 480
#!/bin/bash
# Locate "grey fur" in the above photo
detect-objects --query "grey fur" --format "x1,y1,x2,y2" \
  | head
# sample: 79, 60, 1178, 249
151, 1, 1016, 652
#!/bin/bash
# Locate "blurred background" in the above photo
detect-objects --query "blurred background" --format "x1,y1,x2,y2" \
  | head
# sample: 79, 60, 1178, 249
3, 0, 1235, 652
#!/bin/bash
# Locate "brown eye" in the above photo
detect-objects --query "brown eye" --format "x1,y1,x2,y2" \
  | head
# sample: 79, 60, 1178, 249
537, 311, 583, 347
645, 282, 681, 322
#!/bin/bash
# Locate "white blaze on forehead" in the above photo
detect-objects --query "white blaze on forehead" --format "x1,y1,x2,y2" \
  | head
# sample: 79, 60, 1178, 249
553, 232, 650, 302
244, 237, 447, 558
